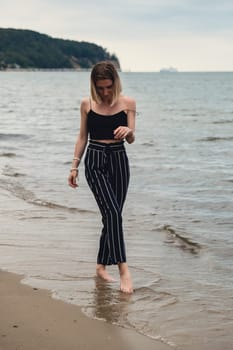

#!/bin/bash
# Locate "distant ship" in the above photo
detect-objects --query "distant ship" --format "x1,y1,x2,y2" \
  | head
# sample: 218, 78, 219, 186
159, 67, 178, 73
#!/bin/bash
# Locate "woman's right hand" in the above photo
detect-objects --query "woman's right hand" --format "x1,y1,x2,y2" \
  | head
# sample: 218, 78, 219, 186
68, 170, 78, 188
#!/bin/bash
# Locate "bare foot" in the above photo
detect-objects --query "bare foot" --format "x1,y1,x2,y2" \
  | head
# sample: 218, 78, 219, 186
118, 263, 133, 294
96, 264, 116, 282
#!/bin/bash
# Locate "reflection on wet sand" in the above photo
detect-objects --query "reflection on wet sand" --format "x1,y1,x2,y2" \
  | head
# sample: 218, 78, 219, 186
92, 277, 132, 325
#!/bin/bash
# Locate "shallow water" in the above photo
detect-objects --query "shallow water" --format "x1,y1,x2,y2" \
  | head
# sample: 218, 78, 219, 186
0, 71, 233, 349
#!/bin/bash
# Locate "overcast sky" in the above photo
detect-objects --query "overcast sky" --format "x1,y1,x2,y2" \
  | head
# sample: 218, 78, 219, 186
1, 0, 233, 71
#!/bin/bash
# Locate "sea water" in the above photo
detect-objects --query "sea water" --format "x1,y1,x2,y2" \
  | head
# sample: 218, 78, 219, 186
0, 71, 233, 349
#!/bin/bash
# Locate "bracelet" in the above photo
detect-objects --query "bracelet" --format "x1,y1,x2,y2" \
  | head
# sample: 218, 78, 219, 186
70, 168, 79, 172
73, 157, 81, 161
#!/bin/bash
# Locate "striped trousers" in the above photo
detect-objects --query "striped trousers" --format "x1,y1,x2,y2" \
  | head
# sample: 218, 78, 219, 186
84, 140, 130, 265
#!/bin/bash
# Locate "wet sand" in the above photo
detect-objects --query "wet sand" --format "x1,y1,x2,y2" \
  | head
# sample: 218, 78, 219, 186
0, 270, 171, 350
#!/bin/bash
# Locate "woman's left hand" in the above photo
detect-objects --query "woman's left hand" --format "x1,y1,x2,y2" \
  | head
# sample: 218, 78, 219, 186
114, 126, 133, 140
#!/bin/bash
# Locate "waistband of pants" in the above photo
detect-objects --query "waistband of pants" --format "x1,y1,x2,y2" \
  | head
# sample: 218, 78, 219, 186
88, 140, 125, 151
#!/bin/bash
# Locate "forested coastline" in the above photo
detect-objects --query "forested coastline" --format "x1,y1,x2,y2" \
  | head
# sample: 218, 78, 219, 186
0, 28, 120, 70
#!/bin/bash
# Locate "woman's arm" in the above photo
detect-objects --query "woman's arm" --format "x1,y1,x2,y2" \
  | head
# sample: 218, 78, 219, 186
125, 97, 136, 144
113, 96, 136, 144
68, 98, 89, 188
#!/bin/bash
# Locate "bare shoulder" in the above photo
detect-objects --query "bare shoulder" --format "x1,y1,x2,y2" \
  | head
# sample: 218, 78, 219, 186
121, 95, 136, 112
80, 97, 90, 114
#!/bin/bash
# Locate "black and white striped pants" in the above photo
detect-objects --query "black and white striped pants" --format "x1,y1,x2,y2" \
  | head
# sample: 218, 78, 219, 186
84, 140, 130, 265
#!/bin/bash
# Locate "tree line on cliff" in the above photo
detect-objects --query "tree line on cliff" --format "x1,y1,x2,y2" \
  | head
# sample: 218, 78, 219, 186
0, 28, 120, 70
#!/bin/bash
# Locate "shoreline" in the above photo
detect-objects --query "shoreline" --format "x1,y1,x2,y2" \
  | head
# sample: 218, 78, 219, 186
0, 269, 171, 350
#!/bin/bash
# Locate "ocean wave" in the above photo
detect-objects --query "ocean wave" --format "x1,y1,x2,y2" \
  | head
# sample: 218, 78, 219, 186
31, 198, 93, 213
0, 243, 35, 248
2, 165, 25, 177
0, 133, 31, 140
160, 224, 201, 254
0, 180, 94, 214
134, 287, 177, 305
123, 288, 178, 349
198, 136, 233, 142
189, 113, 200, 116
213, 120, 233, 124
82, 280, 177, 349
18, 214, 67, 221
0, 152, 17, 157
141, 141, 155, 147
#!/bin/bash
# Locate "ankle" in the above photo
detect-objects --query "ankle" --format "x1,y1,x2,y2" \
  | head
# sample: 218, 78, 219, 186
118, 262, 129, 275
96, 264, 105, 272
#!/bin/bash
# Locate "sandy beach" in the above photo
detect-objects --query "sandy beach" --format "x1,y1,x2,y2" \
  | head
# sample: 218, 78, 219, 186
0, 270, 171, 350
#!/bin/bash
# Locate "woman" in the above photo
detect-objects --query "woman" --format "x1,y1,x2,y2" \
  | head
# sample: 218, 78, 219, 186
68, 61, 136, 294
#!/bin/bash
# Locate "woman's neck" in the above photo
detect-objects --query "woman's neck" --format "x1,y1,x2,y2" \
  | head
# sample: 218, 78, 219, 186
100, 97, 115, 107
91, 96, 124, 114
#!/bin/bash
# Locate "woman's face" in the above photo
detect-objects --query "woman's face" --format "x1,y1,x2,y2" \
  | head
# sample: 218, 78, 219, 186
95, 79, 113, 103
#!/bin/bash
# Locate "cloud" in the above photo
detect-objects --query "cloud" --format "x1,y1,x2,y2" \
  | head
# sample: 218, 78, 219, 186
0, 0, 233, 71
104, 31, 233, 72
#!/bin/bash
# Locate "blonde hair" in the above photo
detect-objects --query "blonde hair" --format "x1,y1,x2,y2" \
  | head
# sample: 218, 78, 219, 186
90, 61, 122, 105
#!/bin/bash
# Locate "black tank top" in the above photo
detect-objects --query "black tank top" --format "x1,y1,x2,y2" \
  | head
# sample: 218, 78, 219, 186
87, 109, 128, 140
